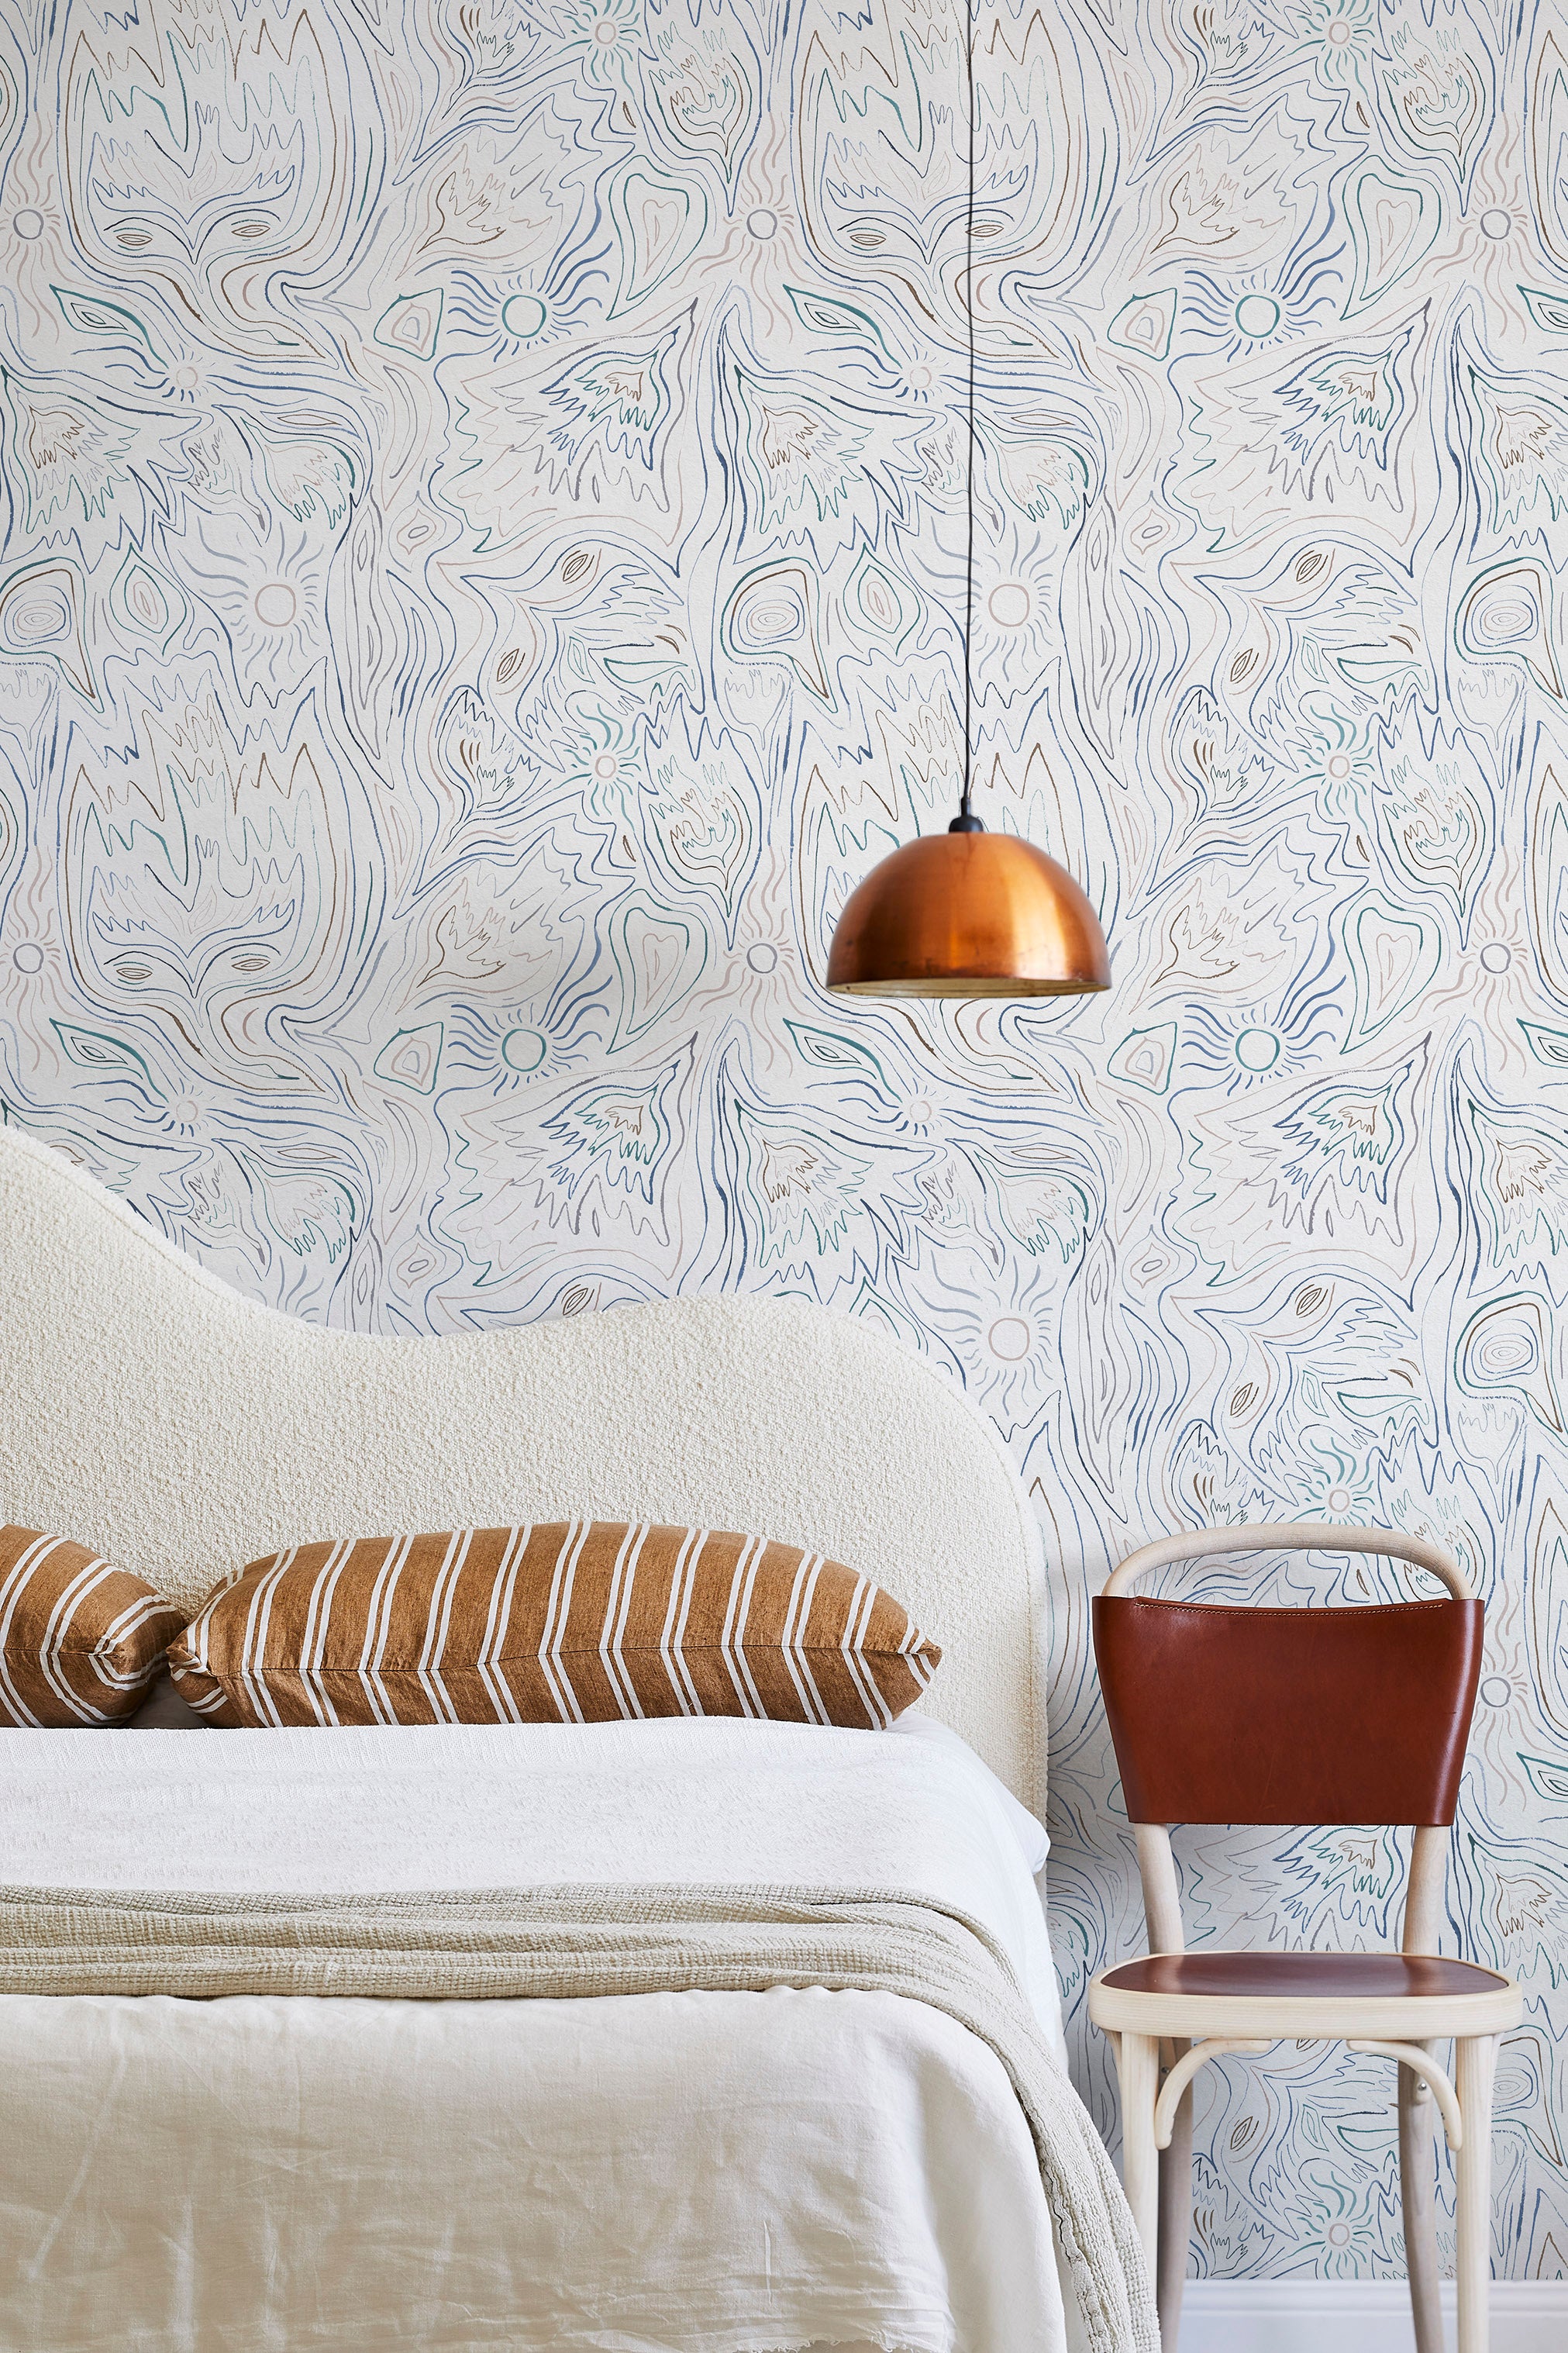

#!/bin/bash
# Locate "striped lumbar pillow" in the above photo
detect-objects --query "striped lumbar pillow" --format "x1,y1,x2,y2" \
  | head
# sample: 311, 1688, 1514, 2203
167, 1523, 942, 1730
0, 1523, 188, 1727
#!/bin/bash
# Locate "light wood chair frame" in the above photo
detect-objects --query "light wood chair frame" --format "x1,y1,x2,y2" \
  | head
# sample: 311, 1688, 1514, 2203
1087, 1522, 1521, 2353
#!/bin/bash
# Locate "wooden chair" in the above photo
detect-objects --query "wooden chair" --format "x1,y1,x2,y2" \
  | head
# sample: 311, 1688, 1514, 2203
1086, 1523, 1520, 2353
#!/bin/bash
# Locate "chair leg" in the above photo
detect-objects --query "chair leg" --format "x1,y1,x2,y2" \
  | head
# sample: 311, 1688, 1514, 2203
1156, 2061, 1193, 2353
1398, 2048, 1443, 2353
1115, 2030, 1161, 2280
1455, 2034, 1499, 2353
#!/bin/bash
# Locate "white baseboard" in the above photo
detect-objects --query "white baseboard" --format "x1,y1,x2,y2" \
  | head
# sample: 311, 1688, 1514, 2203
1178, 2279, 1568, 2351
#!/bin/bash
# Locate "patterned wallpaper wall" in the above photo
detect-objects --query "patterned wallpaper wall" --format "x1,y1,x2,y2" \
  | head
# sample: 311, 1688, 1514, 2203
0, 0, 1565, 2282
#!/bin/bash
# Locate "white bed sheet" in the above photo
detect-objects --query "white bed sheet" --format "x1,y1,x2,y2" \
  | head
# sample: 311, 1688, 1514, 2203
0, 1717, 1078, 2353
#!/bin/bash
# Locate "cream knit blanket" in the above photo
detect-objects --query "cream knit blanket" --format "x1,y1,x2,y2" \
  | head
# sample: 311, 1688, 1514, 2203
0, 1881, 1157, 2353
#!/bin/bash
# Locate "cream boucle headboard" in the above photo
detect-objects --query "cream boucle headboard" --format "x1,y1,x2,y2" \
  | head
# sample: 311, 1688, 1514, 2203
0, 1124, 1046, 1806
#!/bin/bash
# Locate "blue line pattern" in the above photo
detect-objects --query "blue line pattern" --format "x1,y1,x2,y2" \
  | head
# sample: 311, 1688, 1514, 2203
0, 0, 1565, 2279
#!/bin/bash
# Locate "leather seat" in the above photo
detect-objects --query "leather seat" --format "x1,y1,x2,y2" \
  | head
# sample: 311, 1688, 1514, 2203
1101, 1951, 1508, 2000
1092, 1937, 1520, 2044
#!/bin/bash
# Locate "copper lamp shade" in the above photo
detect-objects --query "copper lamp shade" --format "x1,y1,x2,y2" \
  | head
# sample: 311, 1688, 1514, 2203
825, 826, 1111, 997
819, 0, 1111, 1004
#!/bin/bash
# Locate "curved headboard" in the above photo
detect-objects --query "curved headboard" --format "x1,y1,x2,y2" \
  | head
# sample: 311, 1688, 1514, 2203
0, 1126, 1046, 1806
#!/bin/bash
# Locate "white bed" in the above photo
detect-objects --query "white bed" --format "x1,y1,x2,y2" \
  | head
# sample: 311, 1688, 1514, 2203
0, 1126, 1094, 2353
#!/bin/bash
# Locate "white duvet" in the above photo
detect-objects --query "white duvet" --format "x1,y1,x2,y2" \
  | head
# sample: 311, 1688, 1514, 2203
0, 1715, 1078, 2353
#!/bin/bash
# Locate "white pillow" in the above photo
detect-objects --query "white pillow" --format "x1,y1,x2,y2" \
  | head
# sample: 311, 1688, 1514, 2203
891, 1713, 1049, 1872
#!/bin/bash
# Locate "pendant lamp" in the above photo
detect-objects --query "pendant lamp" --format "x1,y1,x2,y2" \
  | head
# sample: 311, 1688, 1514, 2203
824, 0, 1110, 999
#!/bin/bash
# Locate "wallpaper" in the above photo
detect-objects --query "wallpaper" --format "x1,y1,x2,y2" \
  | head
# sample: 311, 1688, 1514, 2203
0, 0, 1565, 2283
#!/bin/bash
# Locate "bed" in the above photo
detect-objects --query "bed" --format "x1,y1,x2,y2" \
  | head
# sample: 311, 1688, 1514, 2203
0, 1124, 1149, 2353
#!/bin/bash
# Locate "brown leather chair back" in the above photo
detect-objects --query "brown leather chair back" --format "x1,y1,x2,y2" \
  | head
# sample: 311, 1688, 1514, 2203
1093, 1592, 1484, 1827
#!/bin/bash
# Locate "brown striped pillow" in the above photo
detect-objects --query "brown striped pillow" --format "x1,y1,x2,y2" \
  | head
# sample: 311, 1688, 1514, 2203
0, 1523, 188, 1727
167, 1522, 942, 1730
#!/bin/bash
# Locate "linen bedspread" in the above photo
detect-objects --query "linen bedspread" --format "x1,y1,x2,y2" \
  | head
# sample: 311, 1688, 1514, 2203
0, 1717, 1130, 2353
0, 1882, 1154, 2353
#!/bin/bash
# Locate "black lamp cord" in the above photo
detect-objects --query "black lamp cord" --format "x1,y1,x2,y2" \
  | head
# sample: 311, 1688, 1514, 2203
952, 0, 983, 836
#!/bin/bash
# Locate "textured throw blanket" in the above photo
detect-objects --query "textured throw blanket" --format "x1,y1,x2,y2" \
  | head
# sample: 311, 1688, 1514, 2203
0, 1882, 1157, 2353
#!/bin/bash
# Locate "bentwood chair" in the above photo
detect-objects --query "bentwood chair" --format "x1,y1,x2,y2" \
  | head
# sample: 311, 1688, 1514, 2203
1087, 1523, 1520, 2353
